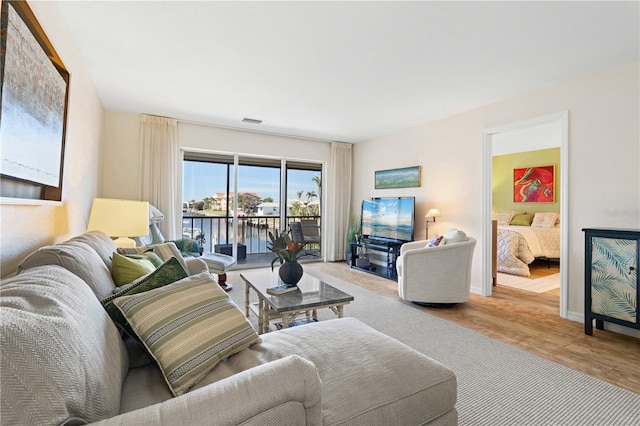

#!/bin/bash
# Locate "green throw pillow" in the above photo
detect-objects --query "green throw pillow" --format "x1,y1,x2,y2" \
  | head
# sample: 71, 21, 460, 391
509, 212, 535, 226
102, 257, 188, 339
112, 272, 260, 396
125, 251, 163, 268
111, 252, 156, 286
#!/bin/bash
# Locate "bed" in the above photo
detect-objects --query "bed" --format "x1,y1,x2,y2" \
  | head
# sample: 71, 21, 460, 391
494, 211, 560, 277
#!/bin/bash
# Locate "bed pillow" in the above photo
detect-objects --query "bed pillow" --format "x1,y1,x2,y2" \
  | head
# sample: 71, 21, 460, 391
510, 213, 535, 226
493, 211, 520, 226
112, 272, 260, 396
531, 212, 559, 228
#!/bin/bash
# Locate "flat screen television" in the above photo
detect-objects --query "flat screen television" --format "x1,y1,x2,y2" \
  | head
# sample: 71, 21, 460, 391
361, 197, 415, 243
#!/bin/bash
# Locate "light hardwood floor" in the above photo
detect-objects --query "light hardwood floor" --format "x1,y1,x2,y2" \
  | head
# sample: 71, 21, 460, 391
310, 261, 640, 394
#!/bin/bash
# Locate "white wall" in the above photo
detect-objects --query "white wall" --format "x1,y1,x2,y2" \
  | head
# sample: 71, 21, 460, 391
0, 2, 104, 277
101, 113, 332, 200
352, 61, 640, 319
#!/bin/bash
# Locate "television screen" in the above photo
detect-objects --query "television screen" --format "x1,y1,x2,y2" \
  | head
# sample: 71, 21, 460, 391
361, 197, 415, 243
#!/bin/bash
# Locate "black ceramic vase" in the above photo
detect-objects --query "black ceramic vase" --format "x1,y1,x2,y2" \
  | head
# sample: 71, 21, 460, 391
279, 260, 303, 285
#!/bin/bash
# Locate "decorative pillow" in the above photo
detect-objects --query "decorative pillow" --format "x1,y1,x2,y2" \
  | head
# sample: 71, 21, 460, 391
492, 211, 520, 226
118, 242, 189, 273
531, 212, 559, 228
509, 213, 535, 226
102, 257, 188, 338
126, 251, 164, 268
112, 272, 260, 396
425, 235, 443, 248
439, 229, 467, 245
111, 252, 156, 286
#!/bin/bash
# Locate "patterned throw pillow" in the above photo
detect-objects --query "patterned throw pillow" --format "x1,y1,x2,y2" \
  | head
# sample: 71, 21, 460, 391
102, 257, 188, 338
425, 235, 443, 248
110, 252, 156, 286
126, 251, 163, 268
112, 272, 260, 396
118, 242, 189, 273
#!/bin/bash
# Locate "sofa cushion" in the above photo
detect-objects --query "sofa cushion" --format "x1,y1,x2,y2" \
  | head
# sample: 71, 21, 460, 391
102, 257, 189, 339
111, 252, 157, 286
192, 318, 457, 426
66, 230, 118, 268
17, 240, 116, 299
112, 272, 260, 396
0, 265, 128, 425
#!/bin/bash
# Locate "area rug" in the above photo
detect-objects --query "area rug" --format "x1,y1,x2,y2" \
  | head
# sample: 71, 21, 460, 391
226, 267, 640, 425
496, 271, 560, 293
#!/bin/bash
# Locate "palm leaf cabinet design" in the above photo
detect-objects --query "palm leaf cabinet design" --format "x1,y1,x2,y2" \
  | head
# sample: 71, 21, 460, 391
583, 228, 639, 335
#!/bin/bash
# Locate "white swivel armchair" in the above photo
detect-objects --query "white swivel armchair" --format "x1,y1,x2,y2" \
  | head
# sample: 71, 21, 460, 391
396, 229, 476, 307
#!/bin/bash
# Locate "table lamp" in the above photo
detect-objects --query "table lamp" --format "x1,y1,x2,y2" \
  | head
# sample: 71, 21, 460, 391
425, 208, 442, 239
87, 198, 149, 248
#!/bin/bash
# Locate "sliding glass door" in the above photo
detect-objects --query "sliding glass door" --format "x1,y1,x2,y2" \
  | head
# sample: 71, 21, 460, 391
182, 152, 322, 268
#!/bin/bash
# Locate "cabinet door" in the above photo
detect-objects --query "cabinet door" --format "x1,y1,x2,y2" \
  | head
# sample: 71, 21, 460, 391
590, 237, 637, 323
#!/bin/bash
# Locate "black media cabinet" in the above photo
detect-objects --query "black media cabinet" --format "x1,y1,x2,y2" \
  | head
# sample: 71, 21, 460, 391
349, 238, 403, 280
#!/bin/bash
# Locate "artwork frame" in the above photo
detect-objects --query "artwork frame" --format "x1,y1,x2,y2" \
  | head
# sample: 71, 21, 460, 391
0, 0, 70, 202
375, 166, 421, 189
513, 165, 555, 203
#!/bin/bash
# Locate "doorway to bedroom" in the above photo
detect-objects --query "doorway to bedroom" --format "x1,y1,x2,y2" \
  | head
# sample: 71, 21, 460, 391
482, 112, 569, 318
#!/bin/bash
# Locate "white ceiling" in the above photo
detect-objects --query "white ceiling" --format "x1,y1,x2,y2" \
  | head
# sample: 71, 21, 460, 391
51, 1, 639, 143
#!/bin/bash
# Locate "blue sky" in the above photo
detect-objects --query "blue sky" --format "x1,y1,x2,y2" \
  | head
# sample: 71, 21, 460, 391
183, 161, 320, 204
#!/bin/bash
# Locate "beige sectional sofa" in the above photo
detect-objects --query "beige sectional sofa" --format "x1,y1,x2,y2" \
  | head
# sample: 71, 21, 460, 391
1, 231, 458, 425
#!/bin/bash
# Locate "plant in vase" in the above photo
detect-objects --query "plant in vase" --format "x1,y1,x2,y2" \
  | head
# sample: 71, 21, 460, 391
268, 229, 307, 285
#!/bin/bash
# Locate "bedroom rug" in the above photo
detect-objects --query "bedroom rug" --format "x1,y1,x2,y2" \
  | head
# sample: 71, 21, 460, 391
496, 271, 560, 293
225, 266, 639, 426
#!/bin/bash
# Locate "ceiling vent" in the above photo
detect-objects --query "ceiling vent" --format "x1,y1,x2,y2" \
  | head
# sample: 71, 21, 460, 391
242, 117, 263, 124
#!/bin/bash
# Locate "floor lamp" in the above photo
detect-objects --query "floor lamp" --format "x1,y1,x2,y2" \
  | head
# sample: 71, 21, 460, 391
425, 208, 442, 239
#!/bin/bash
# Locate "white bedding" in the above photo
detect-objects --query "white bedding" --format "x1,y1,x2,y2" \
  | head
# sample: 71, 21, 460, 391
497, 225, 560, 277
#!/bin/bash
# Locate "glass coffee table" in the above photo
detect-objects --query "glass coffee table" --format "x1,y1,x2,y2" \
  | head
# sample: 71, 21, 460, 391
240, 269, 354, 334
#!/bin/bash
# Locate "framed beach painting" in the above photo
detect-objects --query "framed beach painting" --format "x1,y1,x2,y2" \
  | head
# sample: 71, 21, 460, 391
375, 166, 421, 189
513, 165, 554, 203
0, 0, 70, 202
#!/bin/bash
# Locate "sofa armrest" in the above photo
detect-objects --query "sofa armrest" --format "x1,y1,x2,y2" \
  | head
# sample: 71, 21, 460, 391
90, 355, 322, 426
185, 258, 209, 275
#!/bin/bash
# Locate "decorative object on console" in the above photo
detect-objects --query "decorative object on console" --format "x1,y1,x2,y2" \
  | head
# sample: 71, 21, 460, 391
87, 198, 149, 248
278, 260, 304, 285
513, 165, 555, 203
425, 208, 442, 239
375, 166, 421, 189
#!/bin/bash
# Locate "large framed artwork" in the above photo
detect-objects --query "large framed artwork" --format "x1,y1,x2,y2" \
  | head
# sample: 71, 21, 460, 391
513, 165, 554, 203
0, 0, 70, 202
375, 166, 421, 189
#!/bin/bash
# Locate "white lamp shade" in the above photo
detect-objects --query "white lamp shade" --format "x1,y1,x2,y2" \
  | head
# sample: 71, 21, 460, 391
87, 198, 149, 247
425, 208, 442, 219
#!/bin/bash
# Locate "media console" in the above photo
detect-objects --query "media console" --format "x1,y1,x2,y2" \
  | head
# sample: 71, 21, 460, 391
349, 238, 403, 280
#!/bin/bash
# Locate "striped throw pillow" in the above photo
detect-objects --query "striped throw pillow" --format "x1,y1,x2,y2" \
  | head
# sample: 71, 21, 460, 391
112, 272, 260, 396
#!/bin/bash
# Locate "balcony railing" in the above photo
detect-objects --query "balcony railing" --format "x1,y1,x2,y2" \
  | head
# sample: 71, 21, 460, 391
182, 214, 321, 256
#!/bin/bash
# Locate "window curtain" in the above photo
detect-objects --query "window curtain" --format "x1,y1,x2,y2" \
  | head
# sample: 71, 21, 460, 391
325, 142, 352, 261
139, 114, 180, 240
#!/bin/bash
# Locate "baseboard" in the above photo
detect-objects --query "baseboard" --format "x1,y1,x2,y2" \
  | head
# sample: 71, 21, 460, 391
568, 310, 640, 338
